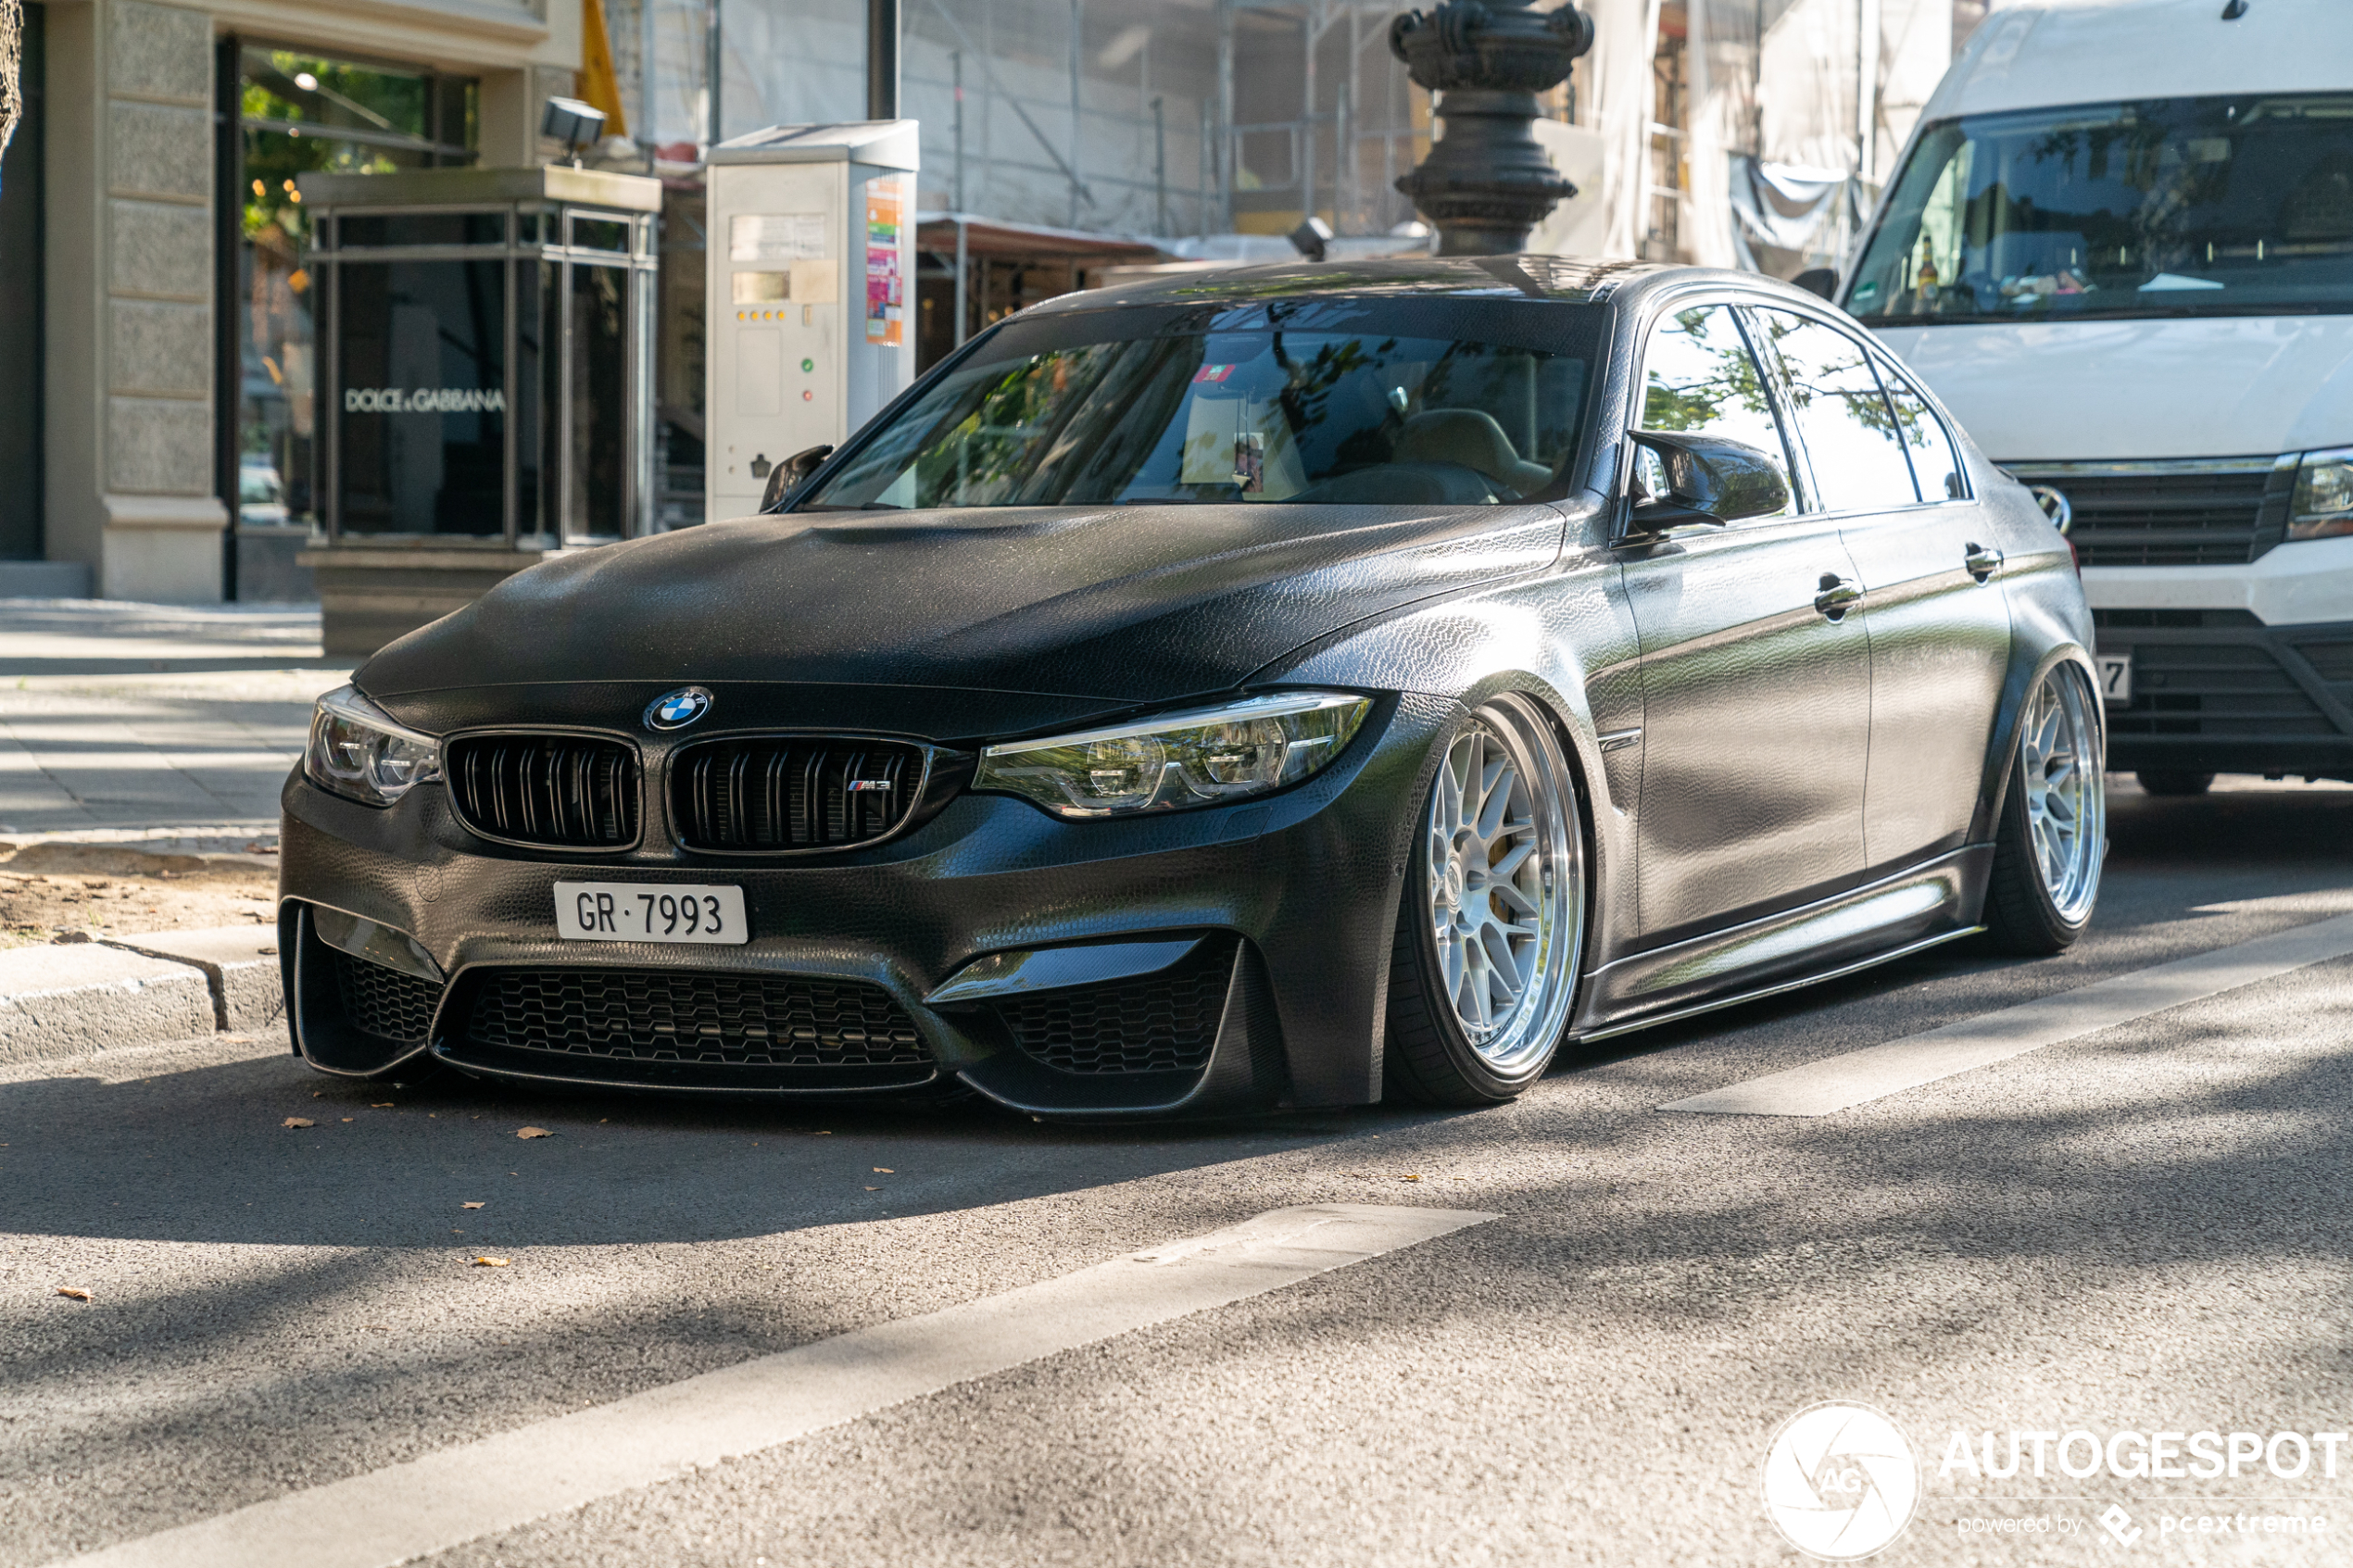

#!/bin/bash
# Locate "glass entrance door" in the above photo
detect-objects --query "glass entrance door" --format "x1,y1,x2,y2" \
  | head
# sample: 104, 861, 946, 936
230, 45, 475, 593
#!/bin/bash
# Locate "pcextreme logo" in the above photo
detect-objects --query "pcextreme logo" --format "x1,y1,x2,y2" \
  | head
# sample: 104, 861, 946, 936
1762, 1401, 1921, 1561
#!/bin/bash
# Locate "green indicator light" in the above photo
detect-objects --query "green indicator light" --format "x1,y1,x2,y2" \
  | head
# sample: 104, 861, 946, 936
800, 358, 815, 372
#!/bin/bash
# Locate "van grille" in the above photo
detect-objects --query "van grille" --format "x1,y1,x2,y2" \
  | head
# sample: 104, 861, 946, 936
446, 734, 640, 848
671, 738, 924, 851
2007, 461, 2284, 567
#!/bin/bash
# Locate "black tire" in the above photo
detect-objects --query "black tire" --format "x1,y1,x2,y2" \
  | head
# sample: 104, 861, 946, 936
1984, 666, 2105, 956
1383, 696, 1586, 1106
2135, 770, 2214, 797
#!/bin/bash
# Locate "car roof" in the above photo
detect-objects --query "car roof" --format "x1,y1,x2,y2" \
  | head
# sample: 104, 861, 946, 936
1032, 256, 1841, 320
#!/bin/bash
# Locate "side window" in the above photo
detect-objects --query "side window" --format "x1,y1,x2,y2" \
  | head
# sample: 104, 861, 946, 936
1637, 304, 1797, 522
1876, 357, 1968, 502
1754, 310, 1920, 513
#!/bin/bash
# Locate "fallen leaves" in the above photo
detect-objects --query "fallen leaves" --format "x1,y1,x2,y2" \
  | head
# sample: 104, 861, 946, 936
471, 1256, 510, 1268
873, 1167, 894, 1173
371, 1102, 395, 1109
282, 1117, 314, 1129
461, 1201, 485, 1210
516, 1126, 553, 1140
55, 1287, 92, 1302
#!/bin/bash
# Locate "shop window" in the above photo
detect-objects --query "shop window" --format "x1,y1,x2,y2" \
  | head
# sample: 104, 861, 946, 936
232, 45, 476, 549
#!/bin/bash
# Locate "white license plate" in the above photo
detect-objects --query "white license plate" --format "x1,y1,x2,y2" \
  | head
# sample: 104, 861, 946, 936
555, 883, 749, 945
2095, 653, 2133, 706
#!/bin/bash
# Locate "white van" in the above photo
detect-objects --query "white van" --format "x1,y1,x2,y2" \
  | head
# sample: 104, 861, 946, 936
1840, 0, 2353, 793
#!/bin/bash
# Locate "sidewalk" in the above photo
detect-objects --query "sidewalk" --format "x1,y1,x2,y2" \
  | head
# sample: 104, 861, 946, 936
0, 600, 347, 1066
0, 599, 351, 850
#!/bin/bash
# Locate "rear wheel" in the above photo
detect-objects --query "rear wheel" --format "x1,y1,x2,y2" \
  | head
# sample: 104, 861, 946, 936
2135, 770, 2214, 797
1984, 664, 2106, 955
1383, 696, 1586, 1105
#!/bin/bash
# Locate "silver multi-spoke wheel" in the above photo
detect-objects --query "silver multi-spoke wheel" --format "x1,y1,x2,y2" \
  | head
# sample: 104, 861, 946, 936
1418, 699, 1583, 1078
2017, 665, 2104, 922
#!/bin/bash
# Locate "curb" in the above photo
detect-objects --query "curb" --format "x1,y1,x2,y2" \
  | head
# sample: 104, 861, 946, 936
0, 926, 284, 1068
0, 943, 220, 1068
105, 927, 286, 1034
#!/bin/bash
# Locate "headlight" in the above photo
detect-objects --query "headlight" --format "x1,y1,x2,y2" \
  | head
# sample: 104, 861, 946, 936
975, 692, 1371, 819
2289, 447, 2353, 541
305, 684, 442, 807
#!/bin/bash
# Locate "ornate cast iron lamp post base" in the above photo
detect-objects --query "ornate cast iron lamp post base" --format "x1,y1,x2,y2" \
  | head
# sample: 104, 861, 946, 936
1390, 0, 1595, 256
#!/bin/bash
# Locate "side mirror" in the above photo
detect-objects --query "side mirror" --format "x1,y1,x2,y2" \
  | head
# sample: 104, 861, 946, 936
1792, 268, 1838, 300
1624, 430, 1792, 535
761, 444, 834, 513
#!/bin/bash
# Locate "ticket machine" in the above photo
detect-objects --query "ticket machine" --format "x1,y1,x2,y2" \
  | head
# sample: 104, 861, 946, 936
704, 120, 920, 521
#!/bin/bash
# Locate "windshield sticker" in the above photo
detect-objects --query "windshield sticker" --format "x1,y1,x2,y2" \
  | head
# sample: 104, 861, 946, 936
1193, 364, 1236, 383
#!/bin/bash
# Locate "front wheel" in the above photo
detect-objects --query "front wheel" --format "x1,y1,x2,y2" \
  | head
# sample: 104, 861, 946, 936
1383, 695, 1587, 1105
1984, 663, 2106, 955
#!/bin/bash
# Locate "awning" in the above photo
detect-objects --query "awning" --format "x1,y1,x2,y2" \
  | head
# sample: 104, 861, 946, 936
915, 212, 1169, 263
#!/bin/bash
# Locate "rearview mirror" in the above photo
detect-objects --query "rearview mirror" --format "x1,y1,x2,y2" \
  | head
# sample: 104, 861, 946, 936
1792, 268, 1838, 300
1624, 431, 1792, 535
761, 444, 835, 513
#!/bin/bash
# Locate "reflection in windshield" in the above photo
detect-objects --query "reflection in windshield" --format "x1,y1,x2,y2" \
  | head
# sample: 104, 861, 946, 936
800, 314, 1593, 510
1849, 94, 2353, 324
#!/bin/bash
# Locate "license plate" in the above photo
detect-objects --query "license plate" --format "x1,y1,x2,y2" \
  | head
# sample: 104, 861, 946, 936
555, 883, 749, 945
2095, 652, 2133, 705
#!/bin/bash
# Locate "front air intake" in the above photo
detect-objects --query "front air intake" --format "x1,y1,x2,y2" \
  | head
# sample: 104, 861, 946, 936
671, 738, 925, 851
445, 734, 641, 848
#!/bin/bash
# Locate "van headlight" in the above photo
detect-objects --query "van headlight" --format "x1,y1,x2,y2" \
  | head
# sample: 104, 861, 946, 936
975, 692, 1371, 819
2289, 447, 2353, 541
305, 684, 442, 807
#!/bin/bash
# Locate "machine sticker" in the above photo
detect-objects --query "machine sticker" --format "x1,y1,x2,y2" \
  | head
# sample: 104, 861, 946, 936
730, 213, 827, 263
864, 179, 906, 347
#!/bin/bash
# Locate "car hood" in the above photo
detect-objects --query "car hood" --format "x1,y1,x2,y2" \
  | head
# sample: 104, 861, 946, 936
359, 501, 1570, 736
1869, 316, 2353, 461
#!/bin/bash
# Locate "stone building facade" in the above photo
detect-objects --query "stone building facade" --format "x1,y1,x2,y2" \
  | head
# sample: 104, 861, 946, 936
16, 0, 585, 603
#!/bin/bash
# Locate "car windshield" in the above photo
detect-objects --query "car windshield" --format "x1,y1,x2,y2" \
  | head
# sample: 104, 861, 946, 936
1848, 94, 2353, 324
799, 299, 1599, 509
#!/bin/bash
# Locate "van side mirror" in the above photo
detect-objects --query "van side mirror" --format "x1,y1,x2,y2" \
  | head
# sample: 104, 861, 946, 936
1624, 431, 1792, 535
761, 444, 835, 513
1792, 268, 1838, 300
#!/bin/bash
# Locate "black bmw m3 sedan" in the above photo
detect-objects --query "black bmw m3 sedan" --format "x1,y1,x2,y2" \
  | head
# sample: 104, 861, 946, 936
282, 257, 2104, 1117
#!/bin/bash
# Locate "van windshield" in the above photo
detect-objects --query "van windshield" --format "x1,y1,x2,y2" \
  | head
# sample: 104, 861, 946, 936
797, 300, 1597, 510
1848, 94, 2353, 324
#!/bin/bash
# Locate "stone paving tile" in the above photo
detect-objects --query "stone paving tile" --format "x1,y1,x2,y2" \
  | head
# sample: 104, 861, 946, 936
0, 599, 350, 840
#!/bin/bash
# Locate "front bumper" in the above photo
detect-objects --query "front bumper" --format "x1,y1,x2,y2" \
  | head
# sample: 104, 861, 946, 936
2095, 610, 2353, 780
276, 693, 1451, 1116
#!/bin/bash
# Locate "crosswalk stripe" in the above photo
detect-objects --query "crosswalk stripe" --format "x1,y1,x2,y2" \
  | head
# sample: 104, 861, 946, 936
1659, 911, 2353, 1118
51, 1204, 1494, 1568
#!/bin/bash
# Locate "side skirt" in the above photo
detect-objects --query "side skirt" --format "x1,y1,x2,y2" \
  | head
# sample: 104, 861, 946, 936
1576, 845, 1994, 1042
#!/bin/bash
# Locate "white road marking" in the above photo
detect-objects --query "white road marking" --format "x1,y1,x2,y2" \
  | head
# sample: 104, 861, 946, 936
1660, 911, 2353, 1118
52, 1204, 1494, 1568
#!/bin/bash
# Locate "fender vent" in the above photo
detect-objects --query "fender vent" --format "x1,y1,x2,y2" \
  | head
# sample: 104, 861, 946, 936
333, 950, 445, 1045
671, 738, 924, 851
989, 936, 1238, 1074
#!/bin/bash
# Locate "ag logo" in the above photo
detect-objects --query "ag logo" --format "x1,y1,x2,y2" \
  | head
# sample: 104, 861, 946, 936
644, 686, 714, 731
1762, 1401, 1919, 1561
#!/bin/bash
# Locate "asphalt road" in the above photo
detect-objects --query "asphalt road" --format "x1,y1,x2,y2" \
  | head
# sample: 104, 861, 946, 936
7, 776, 2353, 1567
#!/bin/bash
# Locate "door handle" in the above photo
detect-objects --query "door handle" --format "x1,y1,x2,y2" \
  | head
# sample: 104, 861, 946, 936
1814, 573, 1864, 621
1964, 542, 2004, 582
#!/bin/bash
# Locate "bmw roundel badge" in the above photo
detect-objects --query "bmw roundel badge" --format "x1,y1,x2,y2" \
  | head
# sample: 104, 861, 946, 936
645, 686, 714, 731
